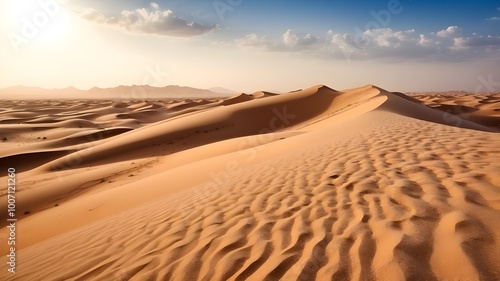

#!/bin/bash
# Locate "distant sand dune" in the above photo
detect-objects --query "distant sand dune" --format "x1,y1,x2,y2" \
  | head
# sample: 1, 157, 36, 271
1, 85, 499, 280
411, 92, 500, 131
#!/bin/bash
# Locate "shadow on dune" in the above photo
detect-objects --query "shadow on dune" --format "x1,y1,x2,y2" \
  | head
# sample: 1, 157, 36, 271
0, 150, 72, 173
31, 85, 498, 172
40, 86, 339, 171
381, 91, 495, 133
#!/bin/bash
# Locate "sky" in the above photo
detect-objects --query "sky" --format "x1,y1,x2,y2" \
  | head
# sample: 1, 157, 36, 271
0, 0, 499, 93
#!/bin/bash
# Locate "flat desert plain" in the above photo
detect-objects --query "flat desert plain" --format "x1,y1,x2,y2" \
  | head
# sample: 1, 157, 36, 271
1, 85, 500, 280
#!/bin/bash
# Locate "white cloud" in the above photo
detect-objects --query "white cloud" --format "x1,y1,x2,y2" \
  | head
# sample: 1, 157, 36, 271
363, 28, 416, 48
150, 2, 159, 10
330, 27, 500, 61
238, 29, 318, 51
237, 26, 499, 62
283, 29, 317, 47
487, 17, 500, 21
283, 30, 298, 46
437, 26, 462, 38
237, 33, 275, 48
329, 28, 423, 54
418, 34, 440, 47
453, 35, 500, 49
80, 3, 216, 37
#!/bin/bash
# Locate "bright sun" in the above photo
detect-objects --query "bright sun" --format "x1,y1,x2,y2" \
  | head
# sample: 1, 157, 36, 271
3, 0, 72, 48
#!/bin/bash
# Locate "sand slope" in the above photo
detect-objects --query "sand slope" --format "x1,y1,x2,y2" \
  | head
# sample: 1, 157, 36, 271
410, 92, 500, 131
1, 85, 500, 280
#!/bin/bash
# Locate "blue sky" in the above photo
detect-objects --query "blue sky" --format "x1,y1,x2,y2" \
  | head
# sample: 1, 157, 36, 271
1, 0, 499, 92
80, 0, 500, 34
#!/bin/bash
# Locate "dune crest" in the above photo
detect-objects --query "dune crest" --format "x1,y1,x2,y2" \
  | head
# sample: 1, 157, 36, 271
1, 84, 499, 280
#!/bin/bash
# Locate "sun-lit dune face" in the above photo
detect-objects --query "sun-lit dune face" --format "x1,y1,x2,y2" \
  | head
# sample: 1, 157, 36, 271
2, 0, 500, 278
1, 86, 500, 280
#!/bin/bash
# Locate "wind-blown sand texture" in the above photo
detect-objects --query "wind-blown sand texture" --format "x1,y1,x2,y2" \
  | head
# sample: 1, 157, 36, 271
1, 85, 500, 280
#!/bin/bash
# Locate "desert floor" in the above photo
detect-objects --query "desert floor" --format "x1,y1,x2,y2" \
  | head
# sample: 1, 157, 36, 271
1, 85, 499, 280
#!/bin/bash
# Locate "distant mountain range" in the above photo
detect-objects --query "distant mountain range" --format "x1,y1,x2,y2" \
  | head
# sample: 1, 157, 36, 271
0, 85, 240, 100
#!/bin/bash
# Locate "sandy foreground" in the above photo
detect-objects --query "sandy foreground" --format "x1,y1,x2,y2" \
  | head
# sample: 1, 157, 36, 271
0, 85, 499, 280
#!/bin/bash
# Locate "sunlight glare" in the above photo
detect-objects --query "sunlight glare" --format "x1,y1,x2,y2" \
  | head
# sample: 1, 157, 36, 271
4, 0, 73, 46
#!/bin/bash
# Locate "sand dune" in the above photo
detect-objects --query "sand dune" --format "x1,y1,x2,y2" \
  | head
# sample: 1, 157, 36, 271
1, 85, 500, 280
410, 92, 500, 131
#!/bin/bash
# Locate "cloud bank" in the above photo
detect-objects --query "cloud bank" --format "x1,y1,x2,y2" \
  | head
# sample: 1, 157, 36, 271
237, 26, 500, 61
81, 2, 216, 37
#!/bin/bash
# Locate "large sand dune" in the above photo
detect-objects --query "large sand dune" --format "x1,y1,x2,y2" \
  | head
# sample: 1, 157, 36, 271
1, 85, 499, 280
